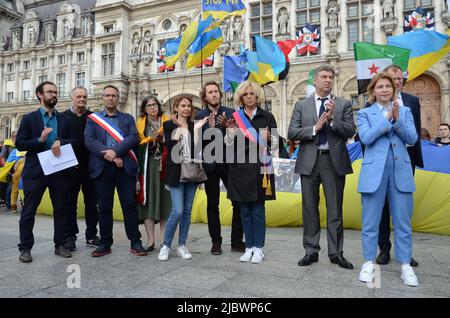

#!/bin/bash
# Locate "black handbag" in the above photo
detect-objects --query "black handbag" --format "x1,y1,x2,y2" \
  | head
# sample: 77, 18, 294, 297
180, 160, 207, 183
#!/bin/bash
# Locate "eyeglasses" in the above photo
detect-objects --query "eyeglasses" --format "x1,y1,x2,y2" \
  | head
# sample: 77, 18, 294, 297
43, 91, 58, 96
146, 103, 158, 108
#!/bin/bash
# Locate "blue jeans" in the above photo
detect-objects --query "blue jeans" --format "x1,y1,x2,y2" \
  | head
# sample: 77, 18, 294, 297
163, 182, 198, 248
240, 201, 266, 248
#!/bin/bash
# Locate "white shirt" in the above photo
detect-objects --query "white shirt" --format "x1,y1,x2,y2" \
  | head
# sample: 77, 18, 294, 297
312, 93, 331, 150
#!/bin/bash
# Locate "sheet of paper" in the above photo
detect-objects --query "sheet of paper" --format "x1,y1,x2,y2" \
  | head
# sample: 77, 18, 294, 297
37, 143, 78, 175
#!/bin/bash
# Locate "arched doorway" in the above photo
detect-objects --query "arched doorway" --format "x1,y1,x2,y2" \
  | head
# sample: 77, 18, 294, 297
404, 74, 441, 137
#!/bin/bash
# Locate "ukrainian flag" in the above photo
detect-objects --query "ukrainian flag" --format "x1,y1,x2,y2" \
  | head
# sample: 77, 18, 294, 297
202, 0, 246, 21
165, 15, 214, 67
387, 30, 450, 81
186, 26, 223, 70
246, 36, 286, 85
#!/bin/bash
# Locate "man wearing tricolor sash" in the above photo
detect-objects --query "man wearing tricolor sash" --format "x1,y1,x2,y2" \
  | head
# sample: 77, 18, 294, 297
84, 85, 147, 257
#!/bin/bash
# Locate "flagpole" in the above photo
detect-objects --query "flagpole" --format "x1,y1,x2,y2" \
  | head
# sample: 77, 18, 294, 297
166, 69, 172, 113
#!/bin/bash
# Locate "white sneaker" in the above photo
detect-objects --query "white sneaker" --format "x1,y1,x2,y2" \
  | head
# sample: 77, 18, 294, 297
401, 263, 419, 287
251, 248, 264, 264
359, 261, 375, 283
239, 247, 254, 262
177, 245, 192, 260
158, 245, 170, 261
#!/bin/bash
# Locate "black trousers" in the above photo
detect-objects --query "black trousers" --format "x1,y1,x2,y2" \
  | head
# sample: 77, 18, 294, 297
378, 164, 416, 252
95, 164, 141, 248
18, 172, 70, 251
67, 168, 98, 240
205, 164, 243, 246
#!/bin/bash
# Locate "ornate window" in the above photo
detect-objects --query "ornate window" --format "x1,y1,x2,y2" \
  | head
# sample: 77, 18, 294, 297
250, 1, 273, 49
58, 54, 66, 65
40, 57, 48, 68
296, 0, 321, 28
39, 75, 47, 83
56, 73, 66, 97
77, 52, 85, 62
23, 60, 30, 70
162, 19, 172, 31
1, 117, 12, 140
22, 78, 31, 101
347, 1, 374, 50
404, 0, 433, 10
75, 72, 85, 87
6, 63, 14, 72
102, 43, 115, 76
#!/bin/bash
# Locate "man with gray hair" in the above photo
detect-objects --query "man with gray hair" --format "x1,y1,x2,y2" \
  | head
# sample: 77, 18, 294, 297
63, 86, 100, 251
288, 65, 356, 269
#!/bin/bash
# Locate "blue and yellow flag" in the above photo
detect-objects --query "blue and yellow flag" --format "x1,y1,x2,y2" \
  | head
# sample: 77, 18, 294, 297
246, 36, 286, 85
186, 26, 223, 70
387, 30, 450, 81
202, 0, 246, 21
165, 15, 214, 67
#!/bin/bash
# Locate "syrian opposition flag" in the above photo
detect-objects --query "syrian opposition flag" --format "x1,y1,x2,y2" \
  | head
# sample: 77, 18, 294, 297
306, 69, 315, 97
353, 42, 410, 94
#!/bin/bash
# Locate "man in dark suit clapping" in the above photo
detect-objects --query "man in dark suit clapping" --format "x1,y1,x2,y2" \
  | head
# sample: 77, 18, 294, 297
288, 65, 356, 270
16, 81, 78, 262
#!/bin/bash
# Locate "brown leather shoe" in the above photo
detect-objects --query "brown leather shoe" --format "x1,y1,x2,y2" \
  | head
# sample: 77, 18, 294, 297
211, 242, 222, 255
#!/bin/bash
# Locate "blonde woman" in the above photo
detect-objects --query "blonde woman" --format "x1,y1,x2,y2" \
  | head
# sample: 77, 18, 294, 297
225, 81, 278, 264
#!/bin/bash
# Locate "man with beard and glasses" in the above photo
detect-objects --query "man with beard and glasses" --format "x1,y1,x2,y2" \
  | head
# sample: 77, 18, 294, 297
195, 81, 245, 255
16, 81, 78, 262
63, 86, 100, 252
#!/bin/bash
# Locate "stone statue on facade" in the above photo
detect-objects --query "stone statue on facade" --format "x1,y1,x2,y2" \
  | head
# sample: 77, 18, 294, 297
86, 17, 93, 35
46, 24, 54, 43
131, 32, 141, 55
233, 16, 243, 41
142, 30, 152, 55
0, 35, 7, 52
277, 8, 289, 35
382, 0, 394, 20
29, 27, 38, 46
327, 1, 339, 28
179, 24, 187, 37
221, 19, 230, 43
12, 31, 20, 50
65, 17, 74, 39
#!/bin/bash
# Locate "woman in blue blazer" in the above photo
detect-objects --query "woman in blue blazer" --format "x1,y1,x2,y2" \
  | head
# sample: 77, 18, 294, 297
357, 72, 419, 287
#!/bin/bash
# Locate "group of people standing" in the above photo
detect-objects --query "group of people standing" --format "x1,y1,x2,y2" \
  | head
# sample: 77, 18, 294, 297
15, 62, 426, 288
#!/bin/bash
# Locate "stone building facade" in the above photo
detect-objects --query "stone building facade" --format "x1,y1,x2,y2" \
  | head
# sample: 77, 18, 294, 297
0, 0, 449, 140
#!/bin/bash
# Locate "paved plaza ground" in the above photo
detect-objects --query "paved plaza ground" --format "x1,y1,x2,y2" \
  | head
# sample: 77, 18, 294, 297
0, 207, 449, 298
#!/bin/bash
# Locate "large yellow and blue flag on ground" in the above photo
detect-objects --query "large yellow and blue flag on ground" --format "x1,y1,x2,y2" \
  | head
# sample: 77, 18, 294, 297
202, 0, 246, 20
186, 26, 223, 70
387, 30, 450, 81
246, 36, 286, 85
165, 15, 214, 67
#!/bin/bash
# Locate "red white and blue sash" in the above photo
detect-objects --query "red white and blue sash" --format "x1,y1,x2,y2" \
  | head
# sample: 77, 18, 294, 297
232, 109, 273, 195
88, 112, 138, 163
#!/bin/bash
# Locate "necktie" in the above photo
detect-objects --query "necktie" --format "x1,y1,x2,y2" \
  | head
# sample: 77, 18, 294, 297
318, 98, 328, 145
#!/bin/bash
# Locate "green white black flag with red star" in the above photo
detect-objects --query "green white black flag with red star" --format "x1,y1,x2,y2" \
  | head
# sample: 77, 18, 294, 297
353, 42, 410, 94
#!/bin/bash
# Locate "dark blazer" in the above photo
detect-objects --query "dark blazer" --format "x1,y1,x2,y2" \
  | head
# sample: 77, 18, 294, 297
163, 120, 195, 187
195, 105, 235, 174
84, 111, 138, 178
288, 95, 356, 176
63, 109, 92, 173
226, 107, 277, 202
362, 92, 423, 168
16, 108, 78, 179
401, 92, 423, 168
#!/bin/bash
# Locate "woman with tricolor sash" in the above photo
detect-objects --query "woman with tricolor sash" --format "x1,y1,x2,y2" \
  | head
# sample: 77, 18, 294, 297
224, 81, 278, 264
136, 96, 171, 252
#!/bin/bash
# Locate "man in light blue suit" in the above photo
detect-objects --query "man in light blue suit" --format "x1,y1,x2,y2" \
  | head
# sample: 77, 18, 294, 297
357, 73, 419, 287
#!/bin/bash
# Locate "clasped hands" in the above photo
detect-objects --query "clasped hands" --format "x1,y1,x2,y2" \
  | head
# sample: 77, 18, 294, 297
101, 149, 123, 168
315, 99, 335, 132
